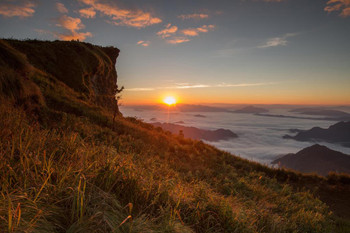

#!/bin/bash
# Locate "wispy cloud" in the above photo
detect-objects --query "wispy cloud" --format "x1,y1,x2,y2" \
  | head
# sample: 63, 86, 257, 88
0, 0, 36, 18
325, 0, 350, 17
137, 40, 150, 47
178, 13, 209, 20
125, 88, 155, 91
181, 25, 215, 37
56, 15, 92, 41
56, 2, 68, 14
157, 24, 178, 38
166, 37, 190, 44
159, 24, 215, 44
78, 0, 162, 28
258, 33, 298, 48
261, 0, 285, 2
79, 7, 96, 18
125, 82, 276, 91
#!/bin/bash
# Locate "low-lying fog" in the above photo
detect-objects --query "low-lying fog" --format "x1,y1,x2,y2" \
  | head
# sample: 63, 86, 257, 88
120, 106, 350, 165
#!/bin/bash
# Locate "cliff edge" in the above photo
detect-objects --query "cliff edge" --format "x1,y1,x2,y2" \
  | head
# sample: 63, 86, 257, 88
0, 39, 120, 112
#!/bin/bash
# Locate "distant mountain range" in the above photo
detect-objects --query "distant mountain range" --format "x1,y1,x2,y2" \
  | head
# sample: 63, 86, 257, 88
290, 108, 350, 121
152, 122, 238, 141
272, 144, 350, 176
233, 106, 269, 114
284, 121, 350, 148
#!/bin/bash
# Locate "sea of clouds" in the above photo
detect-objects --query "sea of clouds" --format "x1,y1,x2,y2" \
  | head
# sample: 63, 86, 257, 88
120, 106, 350, 165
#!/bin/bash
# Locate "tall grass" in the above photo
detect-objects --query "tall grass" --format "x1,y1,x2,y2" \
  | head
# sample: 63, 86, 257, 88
1, 38, 348, 232
0, 99, 337, 232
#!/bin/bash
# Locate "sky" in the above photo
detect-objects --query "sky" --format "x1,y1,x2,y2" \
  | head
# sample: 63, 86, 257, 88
0, 0, 349, 105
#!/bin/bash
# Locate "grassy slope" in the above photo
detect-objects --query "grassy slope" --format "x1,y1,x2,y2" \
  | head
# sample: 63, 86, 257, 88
0, 39, 349, 233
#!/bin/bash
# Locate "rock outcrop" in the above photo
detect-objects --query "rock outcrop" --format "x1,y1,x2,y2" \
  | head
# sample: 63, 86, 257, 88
0, 39, 120, 112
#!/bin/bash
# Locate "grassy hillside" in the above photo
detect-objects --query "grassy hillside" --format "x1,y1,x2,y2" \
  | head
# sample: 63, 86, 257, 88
0, 39, 349, 233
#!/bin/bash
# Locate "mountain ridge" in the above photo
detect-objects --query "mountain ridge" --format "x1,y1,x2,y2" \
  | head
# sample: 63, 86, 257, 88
272, 144, 350, 176
284, 121, 350, 147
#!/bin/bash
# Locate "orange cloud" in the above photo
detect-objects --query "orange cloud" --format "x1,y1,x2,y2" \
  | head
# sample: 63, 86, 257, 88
325, 0, 350, 17
0, 0, 36, 18
57, 15, 85, 32
137, 40, 150, 47
166, 37, 190, 44
178, 13, 209, 20
181, 25, 215, 37
56, 2, 68, 14
57, 31, 92, 41
78, 0, 162, 28
79, 7, 96, 18
56, 15, 92, 41
157, 24, 178, 38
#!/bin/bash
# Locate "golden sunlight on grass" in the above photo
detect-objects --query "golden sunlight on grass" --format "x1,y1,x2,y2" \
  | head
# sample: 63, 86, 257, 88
163, 96, 176, 106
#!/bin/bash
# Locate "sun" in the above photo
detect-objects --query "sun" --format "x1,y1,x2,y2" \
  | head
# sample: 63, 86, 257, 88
163, 96, 176, 106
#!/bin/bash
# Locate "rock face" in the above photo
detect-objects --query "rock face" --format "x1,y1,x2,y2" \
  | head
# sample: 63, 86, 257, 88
0, 39, 120, 112
272, 144, 350, 176
233, 105, 268, 114
283, 121, 350, 148
152, 122, 238, 142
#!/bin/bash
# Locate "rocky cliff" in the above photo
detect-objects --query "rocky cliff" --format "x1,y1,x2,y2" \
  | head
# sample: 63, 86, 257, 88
0, 39, 120, 112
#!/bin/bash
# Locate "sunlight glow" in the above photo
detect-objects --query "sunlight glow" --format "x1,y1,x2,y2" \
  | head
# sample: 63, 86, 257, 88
163, 96, 176, 106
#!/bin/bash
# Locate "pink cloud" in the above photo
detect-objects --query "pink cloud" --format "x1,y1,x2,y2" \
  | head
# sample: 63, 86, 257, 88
325, 0, 350, 17
79, 7, 96, 18
57, 31, 92, 41
157, 24, 178, 38
178, 13, 209, 20
262, 0, 285, 2
137, 40, 150, 47
56, 15, 85, 32
78, 0, 162, 28
56, 15, 92, 41
0, 0, 36, 18
166, 37, 190, 44
181, 25, 215, 37
56, 2, 68, 14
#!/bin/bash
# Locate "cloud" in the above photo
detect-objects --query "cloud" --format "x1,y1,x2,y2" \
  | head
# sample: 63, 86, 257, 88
57, 31, 92, 41
125, 82, 276, 91
0, 0, 36, 18
125, 88, 155, 91
166, 37, 190, 44
56, 15, 85, 32
262, 0, 285, 2
157, 24, 178, 38
56, 2, 68, 14
78, 0, 162, 28
325, 0, 350, 17
178, 13, 209, 20
137, 40, 150, 47
56, 15, 92, 41
159, 24, 214, 44
181, 25, 215, 37
79, 7, 96, 18
258, 33, 298, 48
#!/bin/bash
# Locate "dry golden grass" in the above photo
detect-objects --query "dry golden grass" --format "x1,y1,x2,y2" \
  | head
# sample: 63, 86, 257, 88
1, 38, 349, 232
